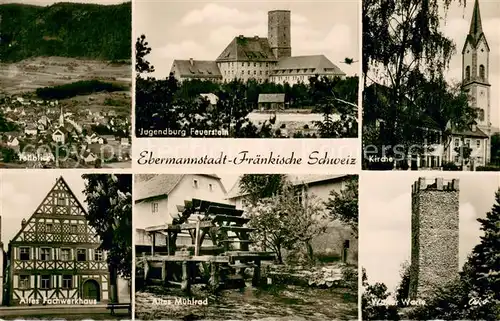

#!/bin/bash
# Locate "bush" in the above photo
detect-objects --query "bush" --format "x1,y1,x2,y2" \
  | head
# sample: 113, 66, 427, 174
442, 161, 460, 171
476, 165, 500, 171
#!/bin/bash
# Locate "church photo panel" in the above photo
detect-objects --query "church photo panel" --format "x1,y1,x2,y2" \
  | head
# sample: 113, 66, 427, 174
134, 0, 360, 139
362, 0, 498, 171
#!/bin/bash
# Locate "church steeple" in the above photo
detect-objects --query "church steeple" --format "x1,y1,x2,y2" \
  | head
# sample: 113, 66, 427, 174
59, 105, 64, 128
468, 0, 483, 40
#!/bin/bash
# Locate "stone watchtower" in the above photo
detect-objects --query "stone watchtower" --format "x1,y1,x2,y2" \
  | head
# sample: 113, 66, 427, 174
268, 10, 292, 59
409, 178, 460, 299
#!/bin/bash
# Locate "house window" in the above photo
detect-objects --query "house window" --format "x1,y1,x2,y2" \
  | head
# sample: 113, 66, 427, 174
57, 196, 67, 206
193, 179, 199, 188
209, 184, 213, 192
465, 66, 470, 81
241, 62, 244, 67
46, 223, 53, 233
247, 70, 250, 75
94, 249, 103, 261
77, 249, 86, 262
454, 155, 460, 163
61, 248, 71, 261
19, 275, 30, 289
254, 62, 256, 67
71, 224, 77, 233
465, 139, 471, 147
40, 248, 51, 261
476, 140, 481, 148
151, 202, 159, 213
479, 64, 485, 79
40, 275, 51, 289
454, 138, 459, 147
19, 247, 30, 261
62, 275, 72, 289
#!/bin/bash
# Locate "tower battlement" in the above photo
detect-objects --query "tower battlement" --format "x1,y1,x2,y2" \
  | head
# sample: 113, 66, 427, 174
409, 177, 460, 300
411, 177, 460, 195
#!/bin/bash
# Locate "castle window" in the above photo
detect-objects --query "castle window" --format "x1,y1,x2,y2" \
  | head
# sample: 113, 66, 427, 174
62, 275, 73, 289
454, 138, 459, 147
465, 139, 471, 147
209, 183, 213, 192
476, 140, 481, 148
254, 70, 256, 75
254, 63, 256, 67
151, 202, 159, 213
94, 249, 103, 261
454, 155, 459, 163
77, 249, 86, 261
260, 70, 262, 75
479, 65, 485, 79
19, 247, 30, 261
19, 275, 30, 289
40, 248, 51, 261
61, 248, 71, 261
266, 63, 269, 67
248, 70, 250, 75
241, 63, 244, 67
465, 66, 470, 81
40, 275, 51, 289
193, 179, 199, 188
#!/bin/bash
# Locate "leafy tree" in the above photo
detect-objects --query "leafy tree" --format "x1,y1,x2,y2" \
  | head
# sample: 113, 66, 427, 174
247, 182, 326, 263
361, 268, 400, 320
135, 34, 155, 74
1, 147, 18, 162
324, 175, 358, 238
394, 260, 410, 306
239, 174, 287, 206
82, 174, 132, 303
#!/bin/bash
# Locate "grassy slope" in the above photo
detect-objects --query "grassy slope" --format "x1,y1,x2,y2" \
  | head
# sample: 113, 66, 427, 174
0, 2, 131, 62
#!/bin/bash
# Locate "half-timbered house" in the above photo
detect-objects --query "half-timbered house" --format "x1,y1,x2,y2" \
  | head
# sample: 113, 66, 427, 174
7, 176, 109, 305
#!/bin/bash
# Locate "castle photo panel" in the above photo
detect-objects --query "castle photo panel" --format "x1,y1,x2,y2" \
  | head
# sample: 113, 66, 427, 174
134, 174, 358, 320
362, 0, 500, 171
134, 1, 359, 139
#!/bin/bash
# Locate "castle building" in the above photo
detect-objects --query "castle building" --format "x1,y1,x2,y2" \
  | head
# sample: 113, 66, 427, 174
409, 178, 460, 299
170, 10, 345, 84
447, 0, 491, 169
7, 177, 109, 305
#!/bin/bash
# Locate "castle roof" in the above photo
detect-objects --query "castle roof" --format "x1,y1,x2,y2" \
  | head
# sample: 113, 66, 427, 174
271, 55, 345, 75
216, 36, 277, 62
171, 59, 222, 79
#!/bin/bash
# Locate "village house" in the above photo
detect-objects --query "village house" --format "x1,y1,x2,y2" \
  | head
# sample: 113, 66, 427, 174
258, 93, 286, 110
170, 59, 223, 83
134, 175, 227, 254
226, 175, 358, 264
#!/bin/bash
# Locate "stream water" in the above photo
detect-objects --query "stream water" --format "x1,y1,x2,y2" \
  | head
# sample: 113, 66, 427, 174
135, 284, 357, 321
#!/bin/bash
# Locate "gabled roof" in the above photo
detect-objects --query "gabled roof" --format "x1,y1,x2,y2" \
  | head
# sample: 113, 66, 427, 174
452, 126, 488, 138
258, 93, 285, 103
171, 60, 222, 79
271, 55, 345, 75
226, 174, 348, 200
9, 176, 93, 245
216, 36, 278, 62
135, 174, 222, 203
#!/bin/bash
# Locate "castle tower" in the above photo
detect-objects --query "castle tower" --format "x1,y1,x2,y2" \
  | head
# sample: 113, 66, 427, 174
409, 178, 460, 299
462, 0, 491, 161
268, 10, 292, 59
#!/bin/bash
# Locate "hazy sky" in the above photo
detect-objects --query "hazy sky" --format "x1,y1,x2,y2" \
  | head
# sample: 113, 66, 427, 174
0, 0, 129, 4
134, 0, 360, 78
1, 173, 87, 248
360, 172, 499, 293
442, 0, 500, 128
